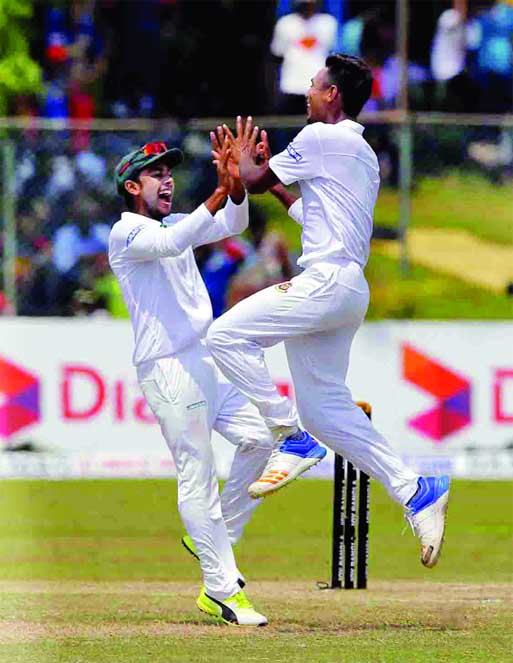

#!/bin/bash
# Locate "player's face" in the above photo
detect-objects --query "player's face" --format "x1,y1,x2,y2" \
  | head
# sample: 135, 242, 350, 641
138, 163, 174, 219
306, 68, 333, 123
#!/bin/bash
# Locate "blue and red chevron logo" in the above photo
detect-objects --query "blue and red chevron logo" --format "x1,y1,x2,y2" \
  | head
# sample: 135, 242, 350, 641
0, 356, 40, 439
402, 344, 471, 442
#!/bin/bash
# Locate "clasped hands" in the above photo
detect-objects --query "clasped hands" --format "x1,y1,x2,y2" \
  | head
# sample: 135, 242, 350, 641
210, 116, 270, 197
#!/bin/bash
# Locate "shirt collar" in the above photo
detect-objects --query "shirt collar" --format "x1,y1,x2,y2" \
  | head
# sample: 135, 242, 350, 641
339, 119, 365, 134
121, 211, 159, 224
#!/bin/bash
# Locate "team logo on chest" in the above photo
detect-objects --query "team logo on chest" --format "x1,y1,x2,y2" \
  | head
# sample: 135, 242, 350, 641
275, 281, 293, 293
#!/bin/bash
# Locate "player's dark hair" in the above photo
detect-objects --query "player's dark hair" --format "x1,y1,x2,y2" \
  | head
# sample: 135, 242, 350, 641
325, 54, 373, 118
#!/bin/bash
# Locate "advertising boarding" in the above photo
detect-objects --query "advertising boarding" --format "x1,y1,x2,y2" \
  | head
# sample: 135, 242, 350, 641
1, 319, 511, 479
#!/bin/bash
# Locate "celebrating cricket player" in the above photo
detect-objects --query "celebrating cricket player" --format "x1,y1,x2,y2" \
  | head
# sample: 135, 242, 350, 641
207, 54, 450, 569
109, 137, 272, 625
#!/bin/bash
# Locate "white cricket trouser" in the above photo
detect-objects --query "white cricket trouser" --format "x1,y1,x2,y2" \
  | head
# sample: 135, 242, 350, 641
137, 341, 273, 600
207, 260, 419, 506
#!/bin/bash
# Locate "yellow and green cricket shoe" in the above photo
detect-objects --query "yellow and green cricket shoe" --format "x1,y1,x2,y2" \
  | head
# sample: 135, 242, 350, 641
196, 586, 267, 626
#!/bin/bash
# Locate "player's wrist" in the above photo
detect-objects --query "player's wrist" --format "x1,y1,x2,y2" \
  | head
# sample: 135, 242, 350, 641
229, 180, 246, 205
214, 185, 229, 197
205, 187, 228, 215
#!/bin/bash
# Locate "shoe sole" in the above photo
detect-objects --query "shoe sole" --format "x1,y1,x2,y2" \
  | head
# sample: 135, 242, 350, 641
248, 453, 325, 499
197, 599, 230, 625
421, 490, 449, 568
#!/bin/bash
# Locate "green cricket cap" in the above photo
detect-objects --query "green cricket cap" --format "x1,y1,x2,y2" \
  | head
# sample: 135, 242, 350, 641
115, 142, 183, 195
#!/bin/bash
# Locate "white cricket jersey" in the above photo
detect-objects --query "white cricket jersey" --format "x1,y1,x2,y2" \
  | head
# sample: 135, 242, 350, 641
108, 196, 248, 367
269, 120, 380, 269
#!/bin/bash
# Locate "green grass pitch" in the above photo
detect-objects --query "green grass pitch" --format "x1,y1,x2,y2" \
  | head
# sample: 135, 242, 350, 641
0, 478, 510, 662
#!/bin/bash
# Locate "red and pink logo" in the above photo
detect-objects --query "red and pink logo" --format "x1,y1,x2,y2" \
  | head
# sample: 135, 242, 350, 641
0, 356, 41, 439
402, 344, 472, 442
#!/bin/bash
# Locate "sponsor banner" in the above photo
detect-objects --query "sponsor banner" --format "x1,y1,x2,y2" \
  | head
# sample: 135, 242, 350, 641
0, 319, 512, 479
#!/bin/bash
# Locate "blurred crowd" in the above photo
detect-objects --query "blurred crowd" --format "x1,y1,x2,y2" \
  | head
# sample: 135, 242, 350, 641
1, 0, 512, 318
12, 143, 124, 318
11, 0, 512, 122
0, 127, 297, 319
343, 1, 513, 114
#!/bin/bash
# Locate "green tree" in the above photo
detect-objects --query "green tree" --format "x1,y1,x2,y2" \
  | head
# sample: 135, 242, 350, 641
0, 0, 42, 116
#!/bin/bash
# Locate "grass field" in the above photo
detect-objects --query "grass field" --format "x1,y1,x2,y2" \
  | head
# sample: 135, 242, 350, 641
365, 253, 513, 319
374, 174, 513, 245
0, 479, 511, 662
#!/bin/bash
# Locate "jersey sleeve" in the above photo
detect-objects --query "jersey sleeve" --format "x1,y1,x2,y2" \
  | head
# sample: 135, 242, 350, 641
287, 198, 303, 226
113, 205, 215, 262
268, 124, 323, 185
192, 194, 249, 248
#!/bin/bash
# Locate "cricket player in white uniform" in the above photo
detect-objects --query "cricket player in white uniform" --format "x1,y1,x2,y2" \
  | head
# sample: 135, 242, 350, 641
109, 138, 272, 625
207, 54, 451, 569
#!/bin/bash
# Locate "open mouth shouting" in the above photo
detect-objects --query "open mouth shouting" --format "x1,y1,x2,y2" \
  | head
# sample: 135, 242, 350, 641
157, 186, 173, 212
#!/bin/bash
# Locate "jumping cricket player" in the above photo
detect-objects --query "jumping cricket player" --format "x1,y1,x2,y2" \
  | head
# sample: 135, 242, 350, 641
207, 54, 450, 569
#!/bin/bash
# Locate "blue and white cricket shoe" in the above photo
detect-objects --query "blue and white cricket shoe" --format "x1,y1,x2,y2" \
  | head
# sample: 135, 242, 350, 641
405, 475, 450, 568
248, 431, 327, 498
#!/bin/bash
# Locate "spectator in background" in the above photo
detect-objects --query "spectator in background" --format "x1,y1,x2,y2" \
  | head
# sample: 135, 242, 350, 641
13, 95, 40, 143
270, 0, 337, 114
41, 1, 105, 137
52, 195, 109, 274
338, 12, 364, 57
339, 8, 397, 112
42, 5, 69, 119
431, 8, 467, 89
67, 0, 106, 150
18, 238, 69, 316
467, 0, 513, 112
45, 154, 76, 200
359, 7, 395, 68
430, 7, 473, 112
17, 199, 51, 259
228, 203, 293, 308
377, 54, 430, 110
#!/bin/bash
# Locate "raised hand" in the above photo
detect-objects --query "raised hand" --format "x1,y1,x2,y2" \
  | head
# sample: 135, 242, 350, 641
211, 126, 240, 179
210, 131, 232, 194
222, 116, 278, 194
223, 116, 260, 165
210, 125, 245, 203
256, 129, 271, 164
